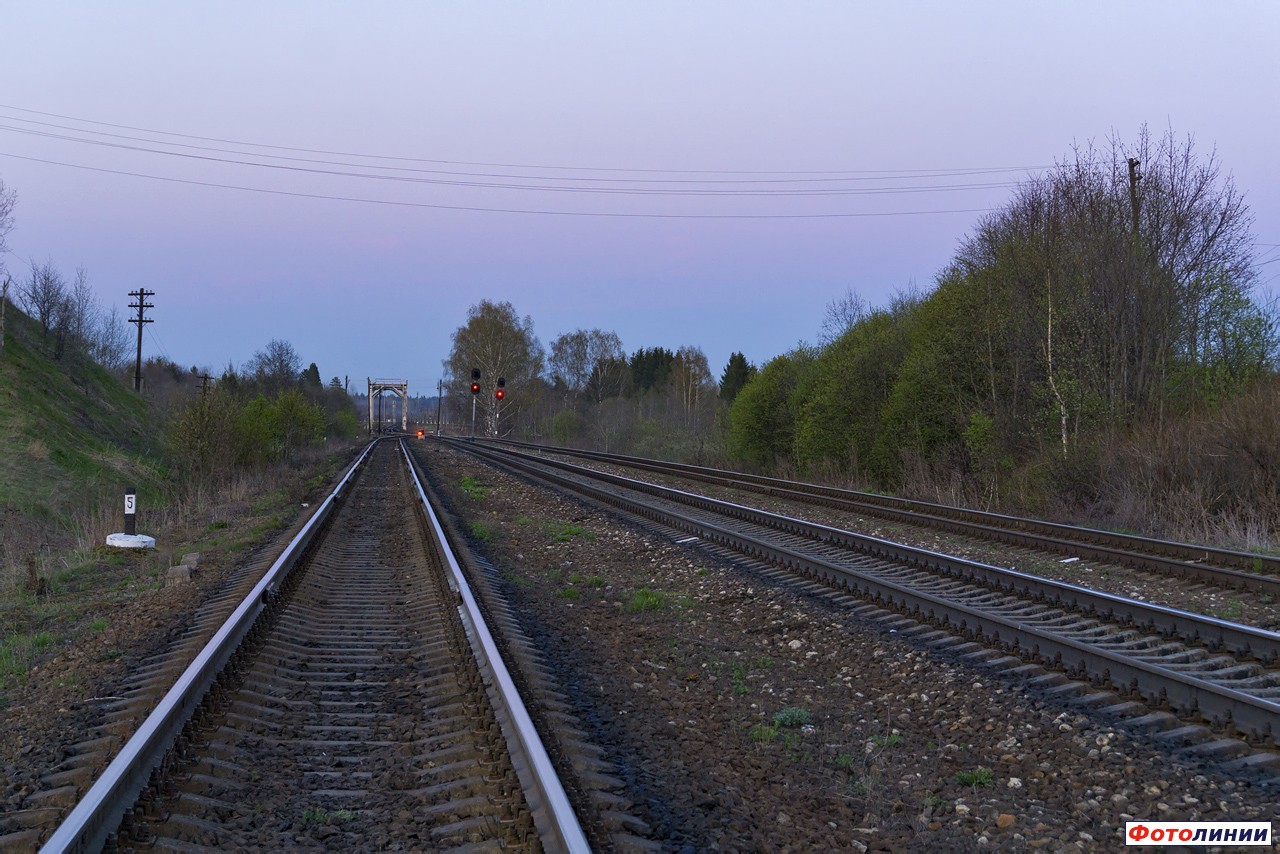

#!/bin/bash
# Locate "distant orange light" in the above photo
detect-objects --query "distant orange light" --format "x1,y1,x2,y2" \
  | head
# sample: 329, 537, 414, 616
416, 429, 425, 438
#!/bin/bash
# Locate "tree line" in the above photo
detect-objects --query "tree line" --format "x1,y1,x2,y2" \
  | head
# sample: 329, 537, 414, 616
726, 129, 1277, 537
166, 339, 360, 485
443, 301, 755, 461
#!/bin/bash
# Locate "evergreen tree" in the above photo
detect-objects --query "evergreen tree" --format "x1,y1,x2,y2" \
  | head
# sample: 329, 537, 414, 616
719, 352, 756, 403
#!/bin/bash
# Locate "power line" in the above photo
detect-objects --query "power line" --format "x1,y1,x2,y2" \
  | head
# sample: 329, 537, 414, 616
0, 122, 1026, 196
0, 102, 1049, 177
0, 114, 1040, 187
0, 151, 998, 220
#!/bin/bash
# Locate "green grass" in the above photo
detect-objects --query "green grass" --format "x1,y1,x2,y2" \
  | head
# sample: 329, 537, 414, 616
870, 732, 904, 747
586, 575, 605, 588
300, 808, 328, 828
88, 618, 108, 632
955, 766, 994, 787
552, 522, 594, 542
0, 631, 55, 684
773, 706, 812, 728
1211, 600, 1244, 621
469, 520, 498, 543
750, 723, 778, 744
559, 586, 582, 600
460, 476, 490, 500
624, 588, 668, 613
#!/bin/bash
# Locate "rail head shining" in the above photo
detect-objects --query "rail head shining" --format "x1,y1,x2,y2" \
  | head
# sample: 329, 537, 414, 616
398, 439, 590, 854
41, 442, 377, 854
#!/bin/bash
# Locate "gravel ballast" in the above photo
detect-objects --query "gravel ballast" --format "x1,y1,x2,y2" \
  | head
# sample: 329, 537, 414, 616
422, 441, 1280, 852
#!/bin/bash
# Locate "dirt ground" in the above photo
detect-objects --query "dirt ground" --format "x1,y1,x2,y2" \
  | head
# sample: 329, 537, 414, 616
420, 440, 1280, 852
3, 440, 1278, 852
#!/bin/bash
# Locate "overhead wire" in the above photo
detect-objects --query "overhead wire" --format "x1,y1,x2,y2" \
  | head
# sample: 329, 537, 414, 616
0, 102, 1040, 218
0, 124, 1023, 196
0, 102, 1048, 177
0, 151, 997, 219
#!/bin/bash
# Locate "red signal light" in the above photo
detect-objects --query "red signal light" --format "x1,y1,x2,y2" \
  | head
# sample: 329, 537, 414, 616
470, 382, 480, 395
495, 388, 505, 400
416, 429, 425, 438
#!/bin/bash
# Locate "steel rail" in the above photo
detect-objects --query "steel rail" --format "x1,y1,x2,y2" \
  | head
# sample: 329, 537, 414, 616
468, 441, 1280, 664
398, 440, 591, 854
41, 441, 378, 854
451, 440, 1280, 744
482, 438, 1280, 591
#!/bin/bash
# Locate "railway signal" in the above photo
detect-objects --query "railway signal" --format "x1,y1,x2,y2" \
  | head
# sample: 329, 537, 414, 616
496, 376, 506, 401
470, 368, 481, 395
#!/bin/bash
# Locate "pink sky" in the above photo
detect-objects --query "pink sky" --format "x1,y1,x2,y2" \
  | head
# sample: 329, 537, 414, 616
3, 2, 1277, 394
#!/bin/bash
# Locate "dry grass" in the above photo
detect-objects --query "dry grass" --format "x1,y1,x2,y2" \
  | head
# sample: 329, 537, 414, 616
1, 443, 355, 600
888, 381, 1280, 553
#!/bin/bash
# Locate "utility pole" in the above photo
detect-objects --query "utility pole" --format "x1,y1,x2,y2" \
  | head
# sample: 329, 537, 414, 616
199, 373, 213, 396
436, 379, 443, 436
1127, 158, 1142, 235
128, 289, 155, 392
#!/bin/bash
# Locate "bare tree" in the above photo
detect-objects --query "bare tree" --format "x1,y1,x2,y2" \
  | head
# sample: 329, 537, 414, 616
0, 177, 15, 267
65, 267, 97, 350
246, 339, 303, 395
0, 180, 14, 358
549, 330, 591, 396
584, 332, 627, 404
819, 287, 868, 346
90, 303, 132, 370
672, 345, 715, 421
19, 258, 67, 343
550, 328, 626, 405
0, 275, 10, 360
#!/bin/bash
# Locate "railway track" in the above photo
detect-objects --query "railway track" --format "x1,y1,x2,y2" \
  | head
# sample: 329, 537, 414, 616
482, 439, 1280, 594
449, 439, 1280, 760
40, 440, 601, 852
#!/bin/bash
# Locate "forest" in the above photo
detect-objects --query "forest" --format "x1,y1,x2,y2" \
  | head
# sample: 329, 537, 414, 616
448, 130, 1277, 547
3, 128, 1274, 547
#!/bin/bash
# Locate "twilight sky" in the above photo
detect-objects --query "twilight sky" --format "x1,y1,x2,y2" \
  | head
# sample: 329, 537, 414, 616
2, 2, 1277, 398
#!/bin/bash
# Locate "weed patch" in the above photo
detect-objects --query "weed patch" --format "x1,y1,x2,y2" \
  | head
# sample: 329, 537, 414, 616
624, 588, 668, 613
552, 522, 594, 542
460, 476, 490, 500
0, 631, 55, 684
773, 706, 812, 728
469, 520, 498, 543
955, 766, 994, 787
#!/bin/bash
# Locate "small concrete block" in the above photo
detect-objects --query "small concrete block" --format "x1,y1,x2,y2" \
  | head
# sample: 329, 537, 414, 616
106, 533, 156, 549
165, 565, 192, 586
180, 552, 201, 569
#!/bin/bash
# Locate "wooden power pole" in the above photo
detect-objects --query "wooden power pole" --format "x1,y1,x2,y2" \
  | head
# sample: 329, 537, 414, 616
128, 289, 155, 392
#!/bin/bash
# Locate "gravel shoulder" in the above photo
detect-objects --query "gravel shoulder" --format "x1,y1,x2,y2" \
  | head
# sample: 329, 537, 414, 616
424, 441, 1280, 852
